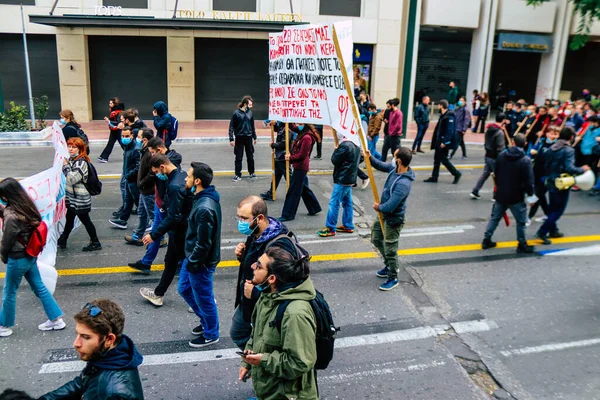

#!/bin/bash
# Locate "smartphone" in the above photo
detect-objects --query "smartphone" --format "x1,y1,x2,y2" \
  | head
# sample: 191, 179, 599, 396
235, 351, 246, 357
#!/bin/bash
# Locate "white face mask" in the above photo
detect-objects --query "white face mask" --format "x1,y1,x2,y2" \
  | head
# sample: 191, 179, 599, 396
564, 110, 572, 116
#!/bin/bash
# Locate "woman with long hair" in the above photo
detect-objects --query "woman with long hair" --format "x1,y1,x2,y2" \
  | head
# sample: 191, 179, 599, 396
57, 137, 102, 252
278, 123, 322, 221
59, 109, 81, 142
0, 178, 65, 337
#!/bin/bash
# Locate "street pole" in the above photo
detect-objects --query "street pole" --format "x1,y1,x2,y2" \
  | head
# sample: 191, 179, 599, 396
285, 123, 290, 189
270, 124, 277, 200
21, 4, 36, 129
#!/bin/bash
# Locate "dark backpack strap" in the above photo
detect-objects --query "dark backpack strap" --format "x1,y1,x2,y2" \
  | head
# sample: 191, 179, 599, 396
270, 300, 293, 333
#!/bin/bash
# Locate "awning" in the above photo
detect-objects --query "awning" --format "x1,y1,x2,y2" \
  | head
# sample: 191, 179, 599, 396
29, 14, 305, 32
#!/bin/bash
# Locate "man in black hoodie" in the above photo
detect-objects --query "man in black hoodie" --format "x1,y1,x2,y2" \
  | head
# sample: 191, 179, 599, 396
153, 101, 173, 149
39, 299, 144, 399
424, 100, 461, 184
229, 96, 257, 182
471, 113, 508, 199
536, 127, 590, 244
482, 133, 535, 253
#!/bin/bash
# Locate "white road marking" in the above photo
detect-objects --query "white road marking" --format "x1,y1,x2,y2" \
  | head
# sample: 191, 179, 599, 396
500, 337, 600, 357
451, 320, 499, 334
221, 237, 358, 250
543, 245, 600, 257
318, 360, 447, 384
39, 319, 496, 374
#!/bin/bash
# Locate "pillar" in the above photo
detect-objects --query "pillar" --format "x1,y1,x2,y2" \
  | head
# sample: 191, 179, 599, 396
466, 0, 498, 98
56, 28, 93, 121
404, 0, 421, 125
167, 32, 195, 122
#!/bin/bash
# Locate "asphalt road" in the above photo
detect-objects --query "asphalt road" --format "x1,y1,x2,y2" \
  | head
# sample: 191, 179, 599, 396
0, 142, 599, 400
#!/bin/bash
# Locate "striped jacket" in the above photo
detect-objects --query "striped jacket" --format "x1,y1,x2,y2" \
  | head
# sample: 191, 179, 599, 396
63, 158, 92, 213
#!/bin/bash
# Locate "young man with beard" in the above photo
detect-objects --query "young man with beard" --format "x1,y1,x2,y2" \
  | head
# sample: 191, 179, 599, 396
424, 100, 461, 184
178, 162, 221, 348
39, 299, 144, 400
109, 127, 141, 230
470, 113, 508, 200
412, 96, 430, 154
450, 96, 471, 159
229, 96, 257, 182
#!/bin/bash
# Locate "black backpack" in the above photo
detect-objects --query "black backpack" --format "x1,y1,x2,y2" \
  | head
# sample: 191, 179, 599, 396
76, 127, 89, 146
83, 160, 102, 196
266, 232, 339, 370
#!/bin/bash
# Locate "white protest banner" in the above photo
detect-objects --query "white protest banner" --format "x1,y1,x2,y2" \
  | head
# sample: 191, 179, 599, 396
268, 20, 361, 147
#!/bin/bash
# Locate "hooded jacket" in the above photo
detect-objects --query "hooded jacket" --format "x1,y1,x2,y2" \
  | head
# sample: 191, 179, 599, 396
229, 108, 257, 142
447, 86, 459, 104
122, 140, 141, 183
544, 139, 586, 191
531, 137, 555, 179
369, 157, 415, 226
0, 207, 34, 263
184, 186, 222, 272
288, 131, 316, 172
454, 105, 471, 133
153, 101, 173, 148
62, 121, 81, 142
155, 149, 182, 208
494, 146, 534, 205
331, 140, 360, 186
40, 335, 144, 400
137, 147, 156, 196
484, 123, 506, 159
128, 119, 147, 136
235, 217, 288, 321
269, 122, 288, 161
150, 168, 193, 240
431, 110, 457, 150
243, 278, 318, 400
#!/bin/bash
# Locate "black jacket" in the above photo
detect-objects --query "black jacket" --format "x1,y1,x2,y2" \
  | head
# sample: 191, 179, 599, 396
331, 140, 360, 185
185, 186, 222, 272
62, 122, 80, 142
150, 169, 193, 240
122, 141, 141, 183
431, 110, 457, 150
155, 149, 182, 205
484, 124, 506, 159
153, 101, 172, 148
137, 147, 155, 195
544, 139, 586, 192
128, 119, 146, 136
269, 122, 288, 161
229, 108, 256, 141
40, 335, 144, 400
494, 146, 534, 205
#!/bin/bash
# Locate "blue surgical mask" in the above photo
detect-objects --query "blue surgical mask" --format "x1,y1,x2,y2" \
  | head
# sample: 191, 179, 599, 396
59, 118, 67, 125
136, 138, 142, 145
191, 186, 196, 194
457, 101, 464, 107
156, 172, 168, 181
238, 216, 258, 236
255, 277, 272, 293
298, 125, 304, 131
121, 138, 132, 145
70, 152, 79, 158
525, 110, 532, 116
0, 199, 7, 207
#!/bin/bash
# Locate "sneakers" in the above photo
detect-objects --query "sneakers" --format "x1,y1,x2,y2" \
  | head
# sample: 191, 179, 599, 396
549, 231, 564, 238
189, 335, 219, 348
249, 173, 257, 179
461, 156, 468, 160
376, 266, 389, 278
160, 238, 168, 248
535, 232, 551, 245
125, 234, 143, 246
191, 324, 204, 336
534, 216, 548, 223
128, 260, 151, 275
361, 178, 370, 190
317, 227, 335, 237
525, 218, 532, 227
140, 288, 163, 306
336, 226, 354, 234
423, 177, 438, 183
109, 219, 128, 229
452, 173, 462, 184
0, 326, 13, 337
379, 278, 399, 291
232, 175, 242, 182
97, 157, 108, 163
188, 307, 195, 313
416, 148, 425, 153
112, 210, 121, 218
313, 155, 322, 160
517, 243, 535, 254
57, 237, 67, 250
481, 238, 497, 249
82, 241, 102, 252
470, 192, 481, 200
38, 318, 66, 332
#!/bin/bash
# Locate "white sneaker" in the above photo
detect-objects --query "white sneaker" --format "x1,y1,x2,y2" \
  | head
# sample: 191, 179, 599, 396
526, 218, 532, 227
188, 307, 195, 313
534, 216, 548, 223
0, 326, 13, 337
38, 318, 66, 331
361, 178, 370, 190
140, 287, 164, 306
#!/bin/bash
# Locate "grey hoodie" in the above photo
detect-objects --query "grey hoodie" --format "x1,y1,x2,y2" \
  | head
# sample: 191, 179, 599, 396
369, 157, 416, 226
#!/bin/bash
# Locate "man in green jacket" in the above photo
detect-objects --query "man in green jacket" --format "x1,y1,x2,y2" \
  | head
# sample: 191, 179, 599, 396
447, 81, 459, 108
239, 244, 318, 400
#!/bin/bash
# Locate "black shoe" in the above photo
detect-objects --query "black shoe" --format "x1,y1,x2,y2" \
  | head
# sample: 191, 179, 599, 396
132, 207, 138, 214
109, 219, 128, 229
535, 232, 551, 245
189, 335, 219, 348
481, 238, 497, 249
308, 209, 322, 216
453, 173, 462, 184
516, 243, 535, 254
112, 211, 121, 218
260, 191, 274, 201
57, 237, 67, 250
549, 231, 564, 238
417, 149, 425, 153
313, 155, 322, 160
128, 260, 151, 275
278, 216, 294, 222
423, 177, 438, 183
191, 324, 204, 336
82, 241, 102, 252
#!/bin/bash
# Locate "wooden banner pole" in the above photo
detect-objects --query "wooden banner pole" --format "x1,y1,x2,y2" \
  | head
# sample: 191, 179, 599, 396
332, 25, 384, 232
332, 127, 339, 148
285, 123, 290, 190
270, 124, 276, 200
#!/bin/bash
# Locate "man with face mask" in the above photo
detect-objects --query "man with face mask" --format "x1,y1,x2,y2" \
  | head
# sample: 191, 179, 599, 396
231, 196, 289, 350
470, 113, 508, 200
109, 127, 141, 230
139, 154, 193, 306
450, 96, 471, 159
424, 100, 461, 184
39, 299, 144, 399
178, 162, 221, 348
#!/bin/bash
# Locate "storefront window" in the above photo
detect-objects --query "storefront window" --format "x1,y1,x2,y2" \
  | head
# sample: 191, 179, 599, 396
320, 0, 361, 17
103, 0, 148, 8
0, 0, 35, 4
213, 0, 257, 12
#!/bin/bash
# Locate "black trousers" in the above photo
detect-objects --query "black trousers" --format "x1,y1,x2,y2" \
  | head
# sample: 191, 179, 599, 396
529, 180, 549, 219
381, 136, 400, 162
432, 147, 460, 179
357, 168, 368, 181
264, 160, 290, 196
474, 113, 488, 133
154, 227, 186, 297
314, 126, 323, 158
450, 132, 467, 158
99, 129, 121, 160
60, 208, 98, 242
281, 169, 322, 219
234, 136, 255, 177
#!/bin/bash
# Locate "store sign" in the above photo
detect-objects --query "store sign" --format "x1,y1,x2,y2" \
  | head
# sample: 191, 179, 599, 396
497, 33, 552, 53
94, 5, 123, 16
177, 10, 303, 22
353, 44, 373, 62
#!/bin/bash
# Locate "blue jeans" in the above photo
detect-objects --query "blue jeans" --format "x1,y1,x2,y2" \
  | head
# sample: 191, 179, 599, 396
178, 263, 219, 340
141, 204, 164, 265
118, 174, 127, 212
0, 257, 63, 327
326, 184, 354, 230
120, 181, 140, 222
133, 194, 155, 238
413, 122, 429, 151
538, 190, 570, 236
484, 201, 527, 245
230, 305, 252, 350
368, 135, 381, 159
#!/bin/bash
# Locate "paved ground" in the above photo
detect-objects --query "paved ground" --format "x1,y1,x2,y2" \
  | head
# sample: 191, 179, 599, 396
0, 142, 599, 399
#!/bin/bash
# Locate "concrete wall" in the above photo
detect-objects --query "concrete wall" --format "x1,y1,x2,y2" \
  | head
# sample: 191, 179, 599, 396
421, 0, 481, 29
496, 0, 556, 33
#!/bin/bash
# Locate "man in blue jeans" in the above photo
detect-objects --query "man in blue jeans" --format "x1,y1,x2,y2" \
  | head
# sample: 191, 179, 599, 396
318, 132, 360, 237
179, 162, 221, 348
412, 96, 430, 154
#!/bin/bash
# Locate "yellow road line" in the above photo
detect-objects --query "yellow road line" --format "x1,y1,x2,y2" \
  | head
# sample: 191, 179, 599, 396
1, 235, 597, 279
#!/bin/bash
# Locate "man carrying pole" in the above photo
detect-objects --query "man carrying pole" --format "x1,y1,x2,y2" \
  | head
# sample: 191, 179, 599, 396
260, 120, 289, 202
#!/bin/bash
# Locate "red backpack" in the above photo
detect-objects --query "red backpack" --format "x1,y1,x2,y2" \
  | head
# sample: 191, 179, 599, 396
19, 221, 48, 257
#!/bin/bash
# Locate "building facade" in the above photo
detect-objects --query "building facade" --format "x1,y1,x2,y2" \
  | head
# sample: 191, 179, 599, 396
0, 0, 598, 122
